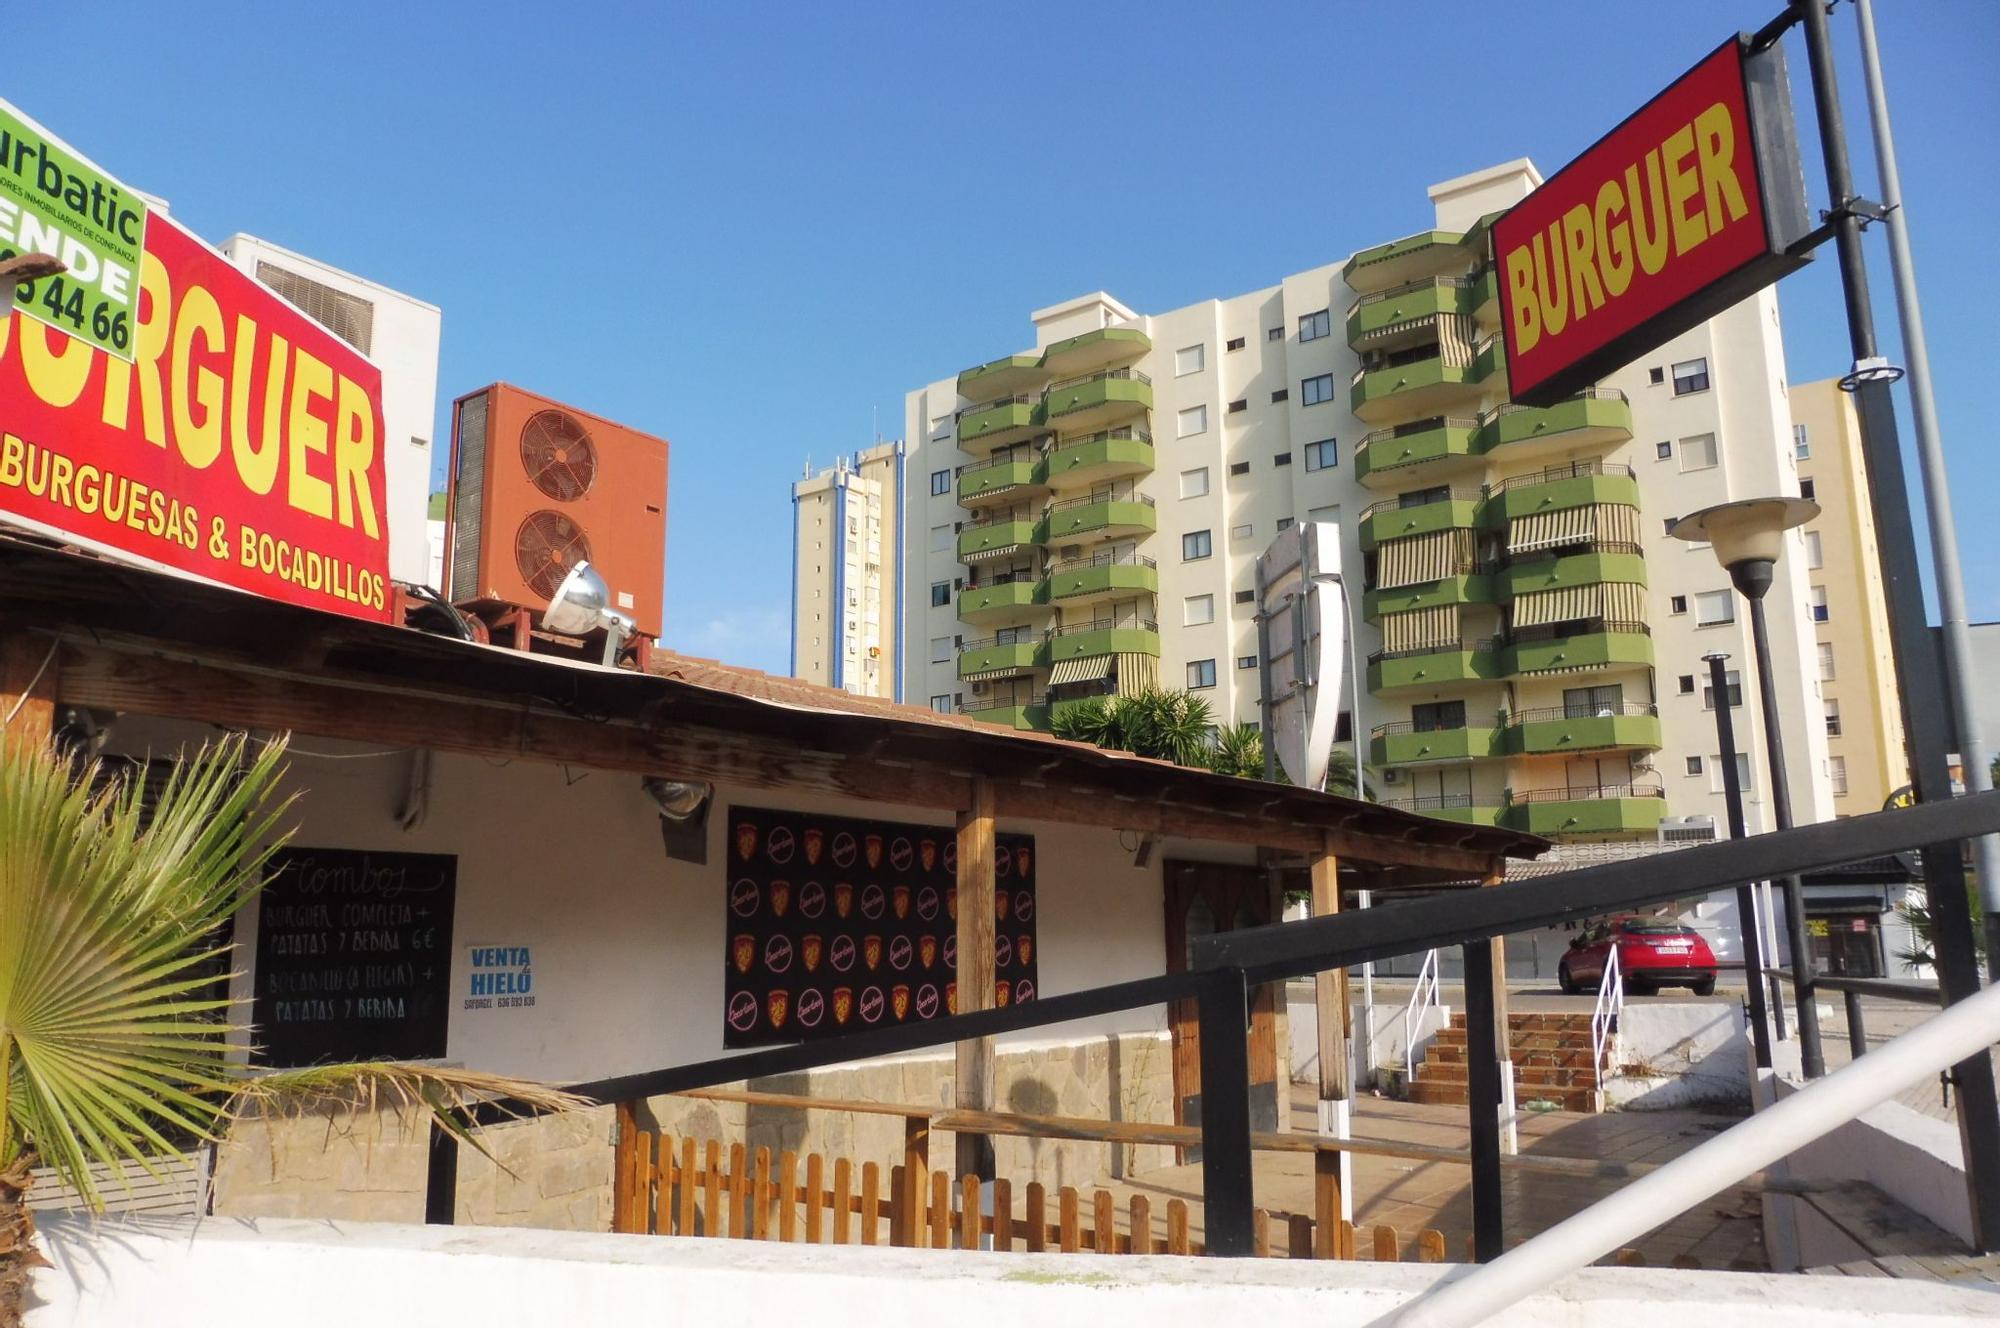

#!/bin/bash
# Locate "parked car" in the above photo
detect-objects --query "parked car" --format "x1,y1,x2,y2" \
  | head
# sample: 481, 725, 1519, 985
1558, 917, 1718, 995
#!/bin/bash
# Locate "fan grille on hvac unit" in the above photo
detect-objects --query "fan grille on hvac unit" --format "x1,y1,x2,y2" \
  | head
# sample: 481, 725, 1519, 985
514, 510, 593, 601
520, 409, 598, 502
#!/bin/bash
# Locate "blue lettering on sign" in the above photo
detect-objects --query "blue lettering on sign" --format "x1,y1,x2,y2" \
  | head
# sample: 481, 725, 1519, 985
465, 945, 535, 1009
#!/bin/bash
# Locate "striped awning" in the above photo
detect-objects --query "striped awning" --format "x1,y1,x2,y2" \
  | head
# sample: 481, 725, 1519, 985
1378, 529, 1472, 589
1116, 651, 1159, 694
1048, 654, 1113, 686
962, 666, 1032, 683
1509, 506, 1595, 555
1380, 605, 1460, 653
963, 544, 1026, 563
1512, 584, 1602, 627
1602, 580, 1646, 621
1598, 502, 1641, 545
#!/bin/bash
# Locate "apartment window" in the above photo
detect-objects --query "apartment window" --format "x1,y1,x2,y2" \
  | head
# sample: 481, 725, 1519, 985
1703, 670, 1743, 710
1678, 674, 1696, 694
930, 469, 950, 496
1230, 523, 1254, 544
1305, 439, 1338, 472
1810, 585, 1829, 622
929, 524, 951, 553
1227, 398, 1248, 414
1178, 404, 1208, 437
1695, 589, 1735, 625
1229, 461, 1250, 476
1825, 698, 1843, 737
1298, 309, 1332, 342
1187, 658, 1218, 689
1804, 530, 1823, 569
1794, 423, 1811, 460
1800, 477, 1817, 501
1686, 756, 1704, 776
1183, 529, 1213, 560
1176, 344, 1206, 376
1302, 373, 1336, 406
1563, 684, 1624, 718
930, 694, 952, 714
1237, 655, 1258, 670
930, 581, 951, 607
1184, 593, 1216, 626
1271, 388, 1289, 403
1830, 754, 1849, 796
1672, 357, 1711, 395
1818, 640, 1837, 680
1234, 589, 1255, 604
930, 636, 952, 663
1180, 467, 1211, 499
1272, 452, 1292, 466
1412, 700, 1467, 732
1267, 327, 1283, 342
1679, 432, 1719, 471
1226, 336, 1246, 352
1656, 440, 1673, 460
1277, 517, 1294, 531
1709, 753, 1755, 794
1649, 366, 1666, 385
1670, 594, 1688, 615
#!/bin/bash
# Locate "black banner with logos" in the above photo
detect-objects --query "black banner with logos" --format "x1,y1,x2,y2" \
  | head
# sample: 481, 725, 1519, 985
723, 805, 1038, 1048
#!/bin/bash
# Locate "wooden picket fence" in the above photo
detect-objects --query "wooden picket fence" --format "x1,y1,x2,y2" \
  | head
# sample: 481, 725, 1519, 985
612, 1125, 1449, 1260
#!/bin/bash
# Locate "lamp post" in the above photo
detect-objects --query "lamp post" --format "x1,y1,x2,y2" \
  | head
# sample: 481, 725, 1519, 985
1670, 497, 1824, 1078
1703, 650, 1774, 1070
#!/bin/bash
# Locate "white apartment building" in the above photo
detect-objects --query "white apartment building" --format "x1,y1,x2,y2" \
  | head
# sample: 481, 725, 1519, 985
900, 160, 1837, 888
221, 234, 442, 587
791, 442, 904, 697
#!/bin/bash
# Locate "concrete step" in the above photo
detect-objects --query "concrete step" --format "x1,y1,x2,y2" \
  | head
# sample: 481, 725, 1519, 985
1450, 1012, 1595, 1034
1415, 1061, 1599, 1090
1429, 1030, 1597, 1053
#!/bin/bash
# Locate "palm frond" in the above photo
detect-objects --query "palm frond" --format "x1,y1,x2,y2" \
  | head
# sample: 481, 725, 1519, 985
229, 1063, 590, 1162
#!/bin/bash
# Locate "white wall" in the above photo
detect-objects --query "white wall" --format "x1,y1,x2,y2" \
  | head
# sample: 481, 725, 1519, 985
1604, 1002, 1750, 1111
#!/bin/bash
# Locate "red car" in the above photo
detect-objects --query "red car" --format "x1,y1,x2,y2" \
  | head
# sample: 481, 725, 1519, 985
1559, 917, 1718, 996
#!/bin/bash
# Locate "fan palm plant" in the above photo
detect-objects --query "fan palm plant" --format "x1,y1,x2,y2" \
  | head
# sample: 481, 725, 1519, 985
0, 733, 577, 1325
1204, 723, 1265, 780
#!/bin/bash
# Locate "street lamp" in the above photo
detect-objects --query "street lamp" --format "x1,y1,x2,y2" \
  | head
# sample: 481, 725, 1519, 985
1671, 497, 1824, 1078
1702, 650, 1775, 1070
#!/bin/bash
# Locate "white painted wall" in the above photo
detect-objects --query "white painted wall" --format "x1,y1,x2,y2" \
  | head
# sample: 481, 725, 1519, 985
32, 1215, 1999, 1328
1603, 1002, 1750, 1111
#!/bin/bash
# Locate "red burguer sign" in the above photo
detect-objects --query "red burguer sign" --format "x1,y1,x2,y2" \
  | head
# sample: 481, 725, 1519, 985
0, 212, 393, 621
1494, 36, 1810, 406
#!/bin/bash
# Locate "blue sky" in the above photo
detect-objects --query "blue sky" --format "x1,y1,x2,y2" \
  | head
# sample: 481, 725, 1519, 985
15, 1, 1997, 673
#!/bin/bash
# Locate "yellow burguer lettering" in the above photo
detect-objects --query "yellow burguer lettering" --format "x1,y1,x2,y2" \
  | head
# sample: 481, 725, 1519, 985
286, 348, 334, 521
1561, 203, 1604, 324
170, 283, 225, 469
334, 372, 380, 539
1594, 178, 1634, 298
1505, 244, 1540, 353
1695, 101, 1750, 234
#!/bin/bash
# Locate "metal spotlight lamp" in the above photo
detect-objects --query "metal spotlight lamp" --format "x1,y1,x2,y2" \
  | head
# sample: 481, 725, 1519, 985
544, 561, 637, 666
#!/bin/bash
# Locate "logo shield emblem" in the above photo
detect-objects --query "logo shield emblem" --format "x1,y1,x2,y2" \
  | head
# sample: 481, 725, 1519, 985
892, 885, 910, 919
996, 979, 1013, 1007
804, 827, 824, 865
919, 935, 938, 969
864, 833, 884, 870
834, 882, 853, 918
767, 989, 790, 1030
892, 984, 911, 1021
1016, 935, 1032, 966
735, 822, 758, 862
731, 934, 755, 974
863, 935, 883, 971
832, 986, 854, 1025
802, 934, 823, 972
769, 880, 791, 918
919, 839, 937, 872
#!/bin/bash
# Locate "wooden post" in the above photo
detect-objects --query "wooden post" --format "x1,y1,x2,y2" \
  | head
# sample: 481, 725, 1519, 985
1311, 832, 1352, 1232
612, 1103, 638, 1232
1093, 1189, 1116, 1253
804, 1153, 825, 1244
777, 1150, 798, 1242
1058, 1187, 1080, 1252
0, 635, 58, 754
955, 777, 999, 1182
1130, 1195, 1153, 1255
930, 1170, 951, 1248
833, 1158, 853, 1244
860, 1162, 881, 1245
1024, 1181, 1047, 1253
1286, 1213, 1313, 1260
752, 1146, 772, 1240
993, 1178, 1014, 1251
960, 1174, 981, 1250
900, 1116, 928, 1246
1166, 1200, 1190, 1256
678, 1137, 697, 1236
703, 1140, 722, 1238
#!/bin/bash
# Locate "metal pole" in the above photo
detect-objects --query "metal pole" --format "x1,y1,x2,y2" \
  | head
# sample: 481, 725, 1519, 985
1852, 0, 2000, 976
424, 1119, 458, 1225
1461, 939, 1504, 1262
1195, 966, 1257, 1256
1744, 590, 1825, 1078
1706, 651, 1774, 1069
1796, 0, 2000, 1249
1844, 989, 1868, 1063
1256, 558, 1276, 783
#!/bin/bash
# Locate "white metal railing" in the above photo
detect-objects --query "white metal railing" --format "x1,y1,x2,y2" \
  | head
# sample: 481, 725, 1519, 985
1589, 944, 1624, 1113
1402, 948, 1441, 1080
1388, 976, 2000, 1328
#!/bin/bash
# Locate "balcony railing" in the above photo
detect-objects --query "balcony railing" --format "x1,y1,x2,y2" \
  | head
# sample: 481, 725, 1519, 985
955, 394, 1036, 420
1346, 275, 1474, 319
1045, 550, 1157, 576
1044, 491, 1156, 513
1507, 701, 1658, 725
1359, 488, 1483, 522
1046, 619, 1158, 638
1358, 415, 1482, 449
955, 452, 1037, 476
1501, 618, 1650, 647
958, 634, 1040, 653
1372, 719, 1486, 739
1048, 426, 1152, 454
959, 695, 1046, 715
1366, 637, 1499, 667
959, 510, 1037, 530
1045, 367, 1152, 394
1505, 782, 1666, 804
1380, 793, 1477, 813
1485, 459, 1635, 496
1501, 540, 1646, 565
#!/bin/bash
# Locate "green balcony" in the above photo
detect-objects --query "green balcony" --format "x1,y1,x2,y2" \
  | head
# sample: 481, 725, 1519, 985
1382, 797, 1503, 828
1478, 391, 1633, 463
1367, 642, 1502, 694
1485, 464, 1640, 528
957, 396, 1042, 448
1355, 417, 1482, 486
957, 638, 1043, 680
1499, 550, 1648, 600
1359, 491, 1481, 552
1371, 723, 1506, 767
1041, 369, 1152, 433
1043, 428, 1154, 489
1472, 267, 1499, 325
1343, 229, 1468, 293
1504, 707, 1663, 757
1043, 555, 1158, 607
1350, 355, 1489, 424
957, 354, 1049, 403
1040, 494, 1157, 545
1500, 790, 1667, 838
958, 700, 1050, 732
957, 518, 1038, 562
1502, 625, 1654, 676
957, 456, 1048, 508
1364, 574, 1495, 621
956, 579, 1047, 624
1044, 621, 1160, 667
1040, 326, 1151, 379
1346, 277, 1478, 348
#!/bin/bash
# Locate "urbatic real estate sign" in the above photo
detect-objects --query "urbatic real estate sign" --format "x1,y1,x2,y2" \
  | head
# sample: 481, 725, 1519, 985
1493, 36, 1812, 406
0, 97, 393, 622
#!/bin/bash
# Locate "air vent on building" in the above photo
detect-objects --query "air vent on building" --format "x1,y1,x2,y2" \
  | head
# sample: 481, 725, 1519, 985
514, 510, 593, 600
255, 262, 375, 354
520, 409, 598, 501
448, 391, 489, 600
1658, 815, 1718, 844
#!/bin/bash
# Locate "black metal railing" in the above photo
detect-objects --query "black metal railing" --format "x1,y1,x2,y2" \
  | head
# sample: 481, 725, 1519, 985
957, 633, 1038, 653
1501, 540, 1645, 565
958, 694, 1047, 715
1379, 793, 1478, 813
958, 510, 1036, 531
1048, 426, 1152, 454
1358, 415, 1482, 449
1506, 701, 1658, 726
1045, 619, 1157, 638
1046, 367, 1151, 394
1505, 782, 1666, 804
1044, 491, 1156, 513
1366, 637, 1499, 667
1372, 718, 1488, 739
1346, 275, 1474, 318
1045, 550, 1157, 576
955, 394, 1036, 420
1359, 489, 1483, 522
1480, 386, 1628, 423
1485, 459, 1635, 496
955, 451, 1039, 477
1501, 618, 1651, 646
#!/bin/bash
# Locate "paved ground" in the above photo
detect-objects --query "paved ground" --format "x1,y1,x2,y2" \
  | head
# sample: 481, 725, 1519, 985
1090, 1093, 1767, 1267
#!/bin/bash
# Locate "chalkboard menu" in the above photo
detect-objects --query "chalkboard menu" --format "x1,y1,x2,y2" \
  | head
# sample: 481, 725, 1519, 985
723, 805, 1038, 1049
249, 848, 457, 1067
